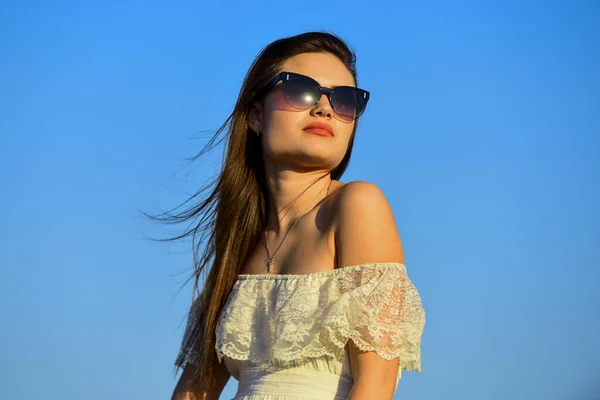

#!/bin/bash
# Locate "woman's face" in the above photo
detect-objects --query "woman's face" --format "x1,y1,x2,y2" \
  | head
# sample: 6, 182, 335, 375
254, 52, 357, 172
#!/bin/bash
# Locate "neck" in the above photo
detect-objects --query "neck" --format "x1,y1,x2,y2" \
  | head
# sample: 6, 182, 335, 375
263, 167, 332, 234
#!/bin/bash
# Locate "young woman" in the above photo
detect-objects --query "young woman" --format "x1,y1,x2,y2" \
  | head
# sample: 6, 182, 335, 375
166, 31, 426, 400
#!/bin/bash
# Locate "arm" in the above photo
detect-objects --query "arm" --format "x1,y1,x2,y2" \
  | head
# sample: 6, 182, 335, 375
345, 340, 398, 400
334, 181, 404, 400
171, 358, 231, 400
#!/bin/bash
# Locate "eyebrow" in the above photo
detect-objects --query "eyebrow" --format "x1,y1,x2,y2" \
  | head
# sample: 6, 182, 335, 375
276, 71, 356, 89
315, 79, 356, 90
316, 78, 355, 89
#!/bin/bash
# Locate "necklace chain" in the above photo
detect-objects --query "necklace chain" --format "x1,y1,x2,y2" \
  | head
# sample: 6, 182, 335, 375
264, 179, 332, 273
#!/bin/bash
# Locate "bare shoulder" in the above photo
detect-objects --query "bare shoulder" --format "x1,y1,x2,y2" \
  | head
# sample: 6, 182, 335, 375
333, 180, 389, 209
331, 180, 404, 267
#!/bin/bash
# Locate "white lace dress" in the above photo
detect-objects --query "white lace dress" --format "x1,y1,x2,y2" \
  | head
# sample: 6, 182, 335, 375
187, 262, 425, 400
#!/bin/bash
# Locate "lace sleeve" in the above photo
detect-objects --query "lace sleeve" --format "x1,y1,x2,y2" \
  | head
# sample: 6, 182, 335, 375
175, 294, 204, 368
330, 263, 425, 376
213, 262, 425, 384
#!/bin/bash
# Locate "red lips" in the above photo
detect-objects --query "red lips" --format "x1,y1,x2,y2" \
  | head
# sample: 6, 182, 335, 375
302, 122, 334, 137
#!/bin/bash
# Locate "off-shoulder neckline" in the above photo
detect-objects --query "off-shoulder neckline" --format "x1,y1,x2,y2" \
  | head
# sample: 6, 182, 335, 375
236, 262, 406, 281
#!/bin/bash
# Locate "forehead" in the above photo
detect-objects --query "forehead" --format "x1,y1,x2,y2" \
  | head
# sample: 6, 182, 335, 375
280, 52, 356, 88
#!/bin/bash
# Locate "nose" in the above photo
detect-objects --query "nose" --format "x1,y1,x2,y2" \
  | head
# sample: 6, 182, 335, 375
310, 93, 333, 119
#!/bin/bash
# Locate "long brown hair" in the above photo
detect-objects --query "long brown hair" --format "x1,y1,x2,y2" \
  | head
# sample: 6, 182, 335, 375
146, 31, 362, 389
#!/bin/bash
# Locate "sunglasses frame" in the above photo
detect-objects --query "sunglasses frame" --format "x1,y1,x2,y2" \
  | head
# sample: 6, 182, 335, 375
262, 71, 370, 121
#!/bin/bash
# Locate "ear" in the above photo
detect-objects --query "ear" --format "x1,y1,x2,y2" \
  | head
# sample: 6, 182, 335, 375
247, 101, 262, 134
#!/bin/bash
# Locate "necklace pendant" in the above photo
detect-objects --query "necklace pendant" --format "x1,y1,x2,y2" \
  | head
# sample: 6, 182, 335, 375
266, 257, 274, 273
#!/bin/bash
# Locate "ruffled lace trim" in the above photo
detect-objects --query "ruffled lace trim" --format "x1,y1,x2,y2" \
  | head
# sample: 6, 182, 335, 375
214, 262, 425, 382
175, 292, 204, 368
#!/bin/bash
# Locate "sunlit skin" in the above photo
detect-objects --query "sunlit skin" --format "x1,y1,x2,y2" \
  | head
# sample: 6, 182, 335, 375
248, 52, 357, 233
173, 48, 410, 400
260, 52, 356, 170
246, 53, 404, 398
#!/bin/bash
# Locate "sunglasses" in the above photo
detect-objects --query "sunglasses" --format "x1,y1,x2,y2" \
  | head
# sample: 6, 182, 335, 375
262, 71, 370, 122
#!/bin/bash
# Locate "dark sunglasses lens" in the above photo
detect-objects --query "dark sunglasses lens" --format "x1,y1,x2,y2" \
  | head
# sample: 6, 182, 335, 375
331, 88, 368, 122
282, 77, 320, 110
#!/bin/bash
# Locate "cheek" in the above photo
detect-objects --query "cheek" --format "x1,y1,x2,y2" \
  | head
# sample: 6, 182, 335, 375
261, 110, 300, 149
331, 124, 355, 159
262, 89, 304, 135
335, 122, 355, 146
267, 86, 297, 112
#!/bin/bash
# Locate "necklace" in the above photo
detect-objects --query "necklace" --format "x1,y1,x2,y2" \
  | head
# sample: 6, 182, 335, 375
263, 179, 332, 273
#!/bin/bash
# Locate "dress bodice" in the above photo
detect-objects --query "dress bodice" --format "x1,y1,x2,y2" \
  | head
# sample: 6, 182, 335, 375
181, 262, 425, 400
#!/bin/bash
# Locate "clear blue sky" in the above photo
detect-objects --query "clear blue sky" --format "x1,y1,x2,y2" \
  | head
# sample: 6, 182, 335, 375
1, 1, 599, 399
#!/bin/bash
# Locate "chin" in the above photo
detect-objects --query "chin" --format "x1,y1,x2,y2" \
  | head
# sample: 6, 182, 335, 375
295, 149, 343, 171
304, 138, 337, 155
266, 141, 344, 169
